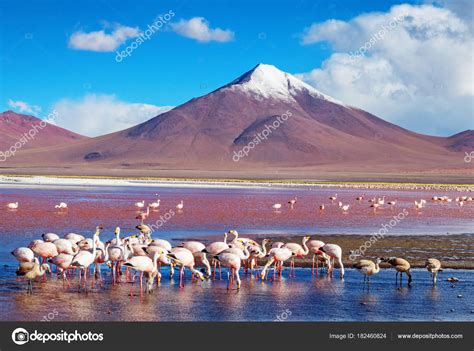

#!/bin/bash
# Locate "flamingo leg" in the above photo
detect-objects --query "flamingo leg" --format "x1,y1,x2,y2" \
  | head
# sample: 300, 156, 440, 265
179, 266, 185, 288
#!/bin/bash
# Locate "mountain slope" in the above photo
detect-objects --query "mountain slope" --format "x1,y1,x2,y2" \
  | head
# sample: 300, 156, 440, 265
0, 111, 87, 151
3, 64, 472, 179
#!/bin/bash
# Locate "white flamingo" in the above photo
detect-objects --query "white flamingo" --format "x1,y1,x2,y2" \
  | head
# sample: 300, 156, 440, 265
135, 201, 145, 209
320, 243, 344, 279
54, 202, 68, 209
70, 226, 102, 289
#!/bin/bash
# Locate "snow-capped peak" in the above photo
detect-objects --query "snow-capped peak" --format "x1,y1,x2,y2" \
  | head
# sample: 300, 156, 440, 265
226, 63, 344, 105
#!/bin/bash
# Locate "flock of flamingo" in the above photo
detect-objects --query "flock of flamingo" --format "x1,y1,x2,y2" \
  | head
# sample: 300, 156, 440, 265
6, 189, 469, 296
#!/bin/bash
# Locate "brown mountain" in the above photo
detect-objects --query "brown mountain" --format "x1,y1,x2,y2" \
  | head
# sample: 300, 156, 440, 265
2, 64, 473, 182
0, 111, 86, 150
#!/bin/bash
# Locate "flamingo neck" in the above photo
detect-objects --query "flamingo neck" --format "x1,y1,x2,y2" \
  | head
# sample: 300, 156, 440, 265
374, 263, 380, 274
261, 241, 268, 256
91, 234, 97, 256
302, 239, 309, 255
242, 246, 250, 259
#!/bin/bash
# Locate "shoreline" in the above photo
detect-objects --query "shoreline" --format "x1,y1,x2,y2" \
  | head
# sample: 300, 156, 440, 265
1, 174, 473, 190
177, 233, 474, 270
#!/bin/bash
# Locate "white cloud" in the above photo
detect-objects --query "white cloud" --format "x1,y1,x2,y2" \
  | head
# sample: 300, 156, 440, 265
7, 99, 41, 115
68, 24, 141, 52
51, 94, 173, 137
170, 17, 234, 42
298, 4, 474, 136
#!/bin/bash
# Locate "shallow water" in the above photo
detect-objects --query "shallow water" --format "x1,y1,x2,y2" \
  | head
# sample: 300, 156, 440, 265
0, 184, 473, 321
0, 267, 472, 321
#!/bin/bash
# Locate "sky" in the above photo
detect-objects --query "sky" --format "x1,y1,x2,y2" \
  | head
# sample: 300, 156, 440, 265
1, 0, 473, 137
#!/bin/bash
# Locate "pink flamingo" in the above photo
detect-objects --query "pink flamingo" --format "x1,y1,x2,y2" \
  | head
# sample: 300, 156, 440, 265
260, 244, 294, 280
214, 252, 242, 289
124, 249, 165, 295
11, 247, 35, 263
136, 206, 150, 224
203, 232, 229, 279
48, 254, 74, 288
167, 248, 204, 288
179, 241, 211, 278
283, 236, 310, 277
307, 240, 330, 275
53, 238, 79, 255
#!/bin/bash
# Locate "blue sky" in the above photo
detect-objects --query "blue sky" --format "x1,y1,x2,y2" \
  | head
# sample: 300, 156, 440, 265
1, 0, 472, 136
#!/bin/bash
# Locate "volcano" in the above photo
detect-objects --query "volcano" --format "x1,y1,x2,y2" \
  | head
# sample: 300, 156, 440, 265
2, 64, 472, 182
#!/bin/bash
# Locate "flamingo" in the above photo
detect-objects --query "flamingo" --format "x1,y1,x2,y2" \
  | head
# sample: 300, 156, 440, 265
179, 241, 211, 278
227, 230, 258, 249
382, 257, 412, 285
167, 248, 204, 288
93, 242, 110, 282
283, 236, 310, 276
377, 196, 386, 206
319, 204, 325, 211
414, 200, 423, 209
341, 204, 350, 212
16, 258, 50, 294
42, 233, 60, 242
11, 247, 34, 263
214, 252, 243, 289
370, 203, 380, 211
329, 194, 337, 202
54, 202, 68, 209
425, 258, 442, 285
70, 226, 102, 289
222, 244, 250, 261
247, 239, 270, 273
107, 227, 126, 284
319, 243, 344, 279
48, 254, 74, 287
272, 203, 282, 211
387, 200, 397, 207
260, 244, 294, 280
307, 240, 329, 275
135, 201, 145, 209
64, 233, 85, 244
136, 206, 150, 224
203, 232, 229, 279
29, 241, 59, 266
288, 197, 297, 208
176, 200, 184, 210
356, 195, 364, 201
53, 238, 79, 255
149, 196, 160, 210
354, 258, 381, 285
149, 238, 172, 251
124, 249, 165, 294
7, 202, 18, 209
